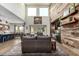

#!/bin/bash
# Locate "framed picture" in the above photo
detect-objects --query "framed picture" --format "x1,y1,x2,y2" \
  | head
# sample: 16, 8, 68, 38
34, 16, 42, 24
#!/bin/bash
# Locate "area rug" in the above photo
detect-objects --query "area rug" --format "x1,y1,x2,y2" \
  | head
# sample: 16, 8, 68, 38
1, 43, 68, 56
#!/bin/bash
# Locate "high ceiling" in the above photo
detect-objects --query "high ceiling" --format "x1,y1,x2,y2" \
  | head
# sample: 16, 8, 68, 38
25, 3, 50, 6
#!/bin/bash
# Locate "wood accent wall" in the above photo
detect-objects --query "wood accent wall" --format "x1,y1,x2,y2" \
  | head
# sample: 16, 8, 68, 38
61, 4, 79, 48
50, 3, 79, 48
49, 3, 69, 23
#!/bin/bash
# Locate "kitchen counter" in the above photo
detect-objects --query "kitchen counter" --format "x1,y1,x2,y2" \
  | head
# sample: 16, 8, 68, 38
0, 34, 15, 42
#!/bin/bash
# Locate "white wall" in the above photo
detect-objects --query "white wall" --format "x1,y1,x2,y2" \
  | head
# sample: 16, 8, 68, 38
0, 4, 24, 33
42, 17, 50, 36
9, 23, 24, 33
25, 5, 50, 36
0, 5, 24, 23
0, 3, 25, 20
26, 16, 50, 35
9, 24, 15, 33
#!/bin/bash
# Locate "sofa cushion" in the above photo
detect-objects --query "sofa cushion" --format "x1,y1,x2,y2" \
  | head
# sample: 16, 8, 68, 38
21, 36, 52, 53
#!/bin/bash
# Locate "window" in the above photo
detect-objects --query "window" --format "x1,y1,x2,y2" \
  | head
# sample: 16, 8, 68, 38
28, 8, 36, 16
15, 26, 24, 33
15, 26, 19, 32
39, 8, 48, 16
19, 26, 24, 32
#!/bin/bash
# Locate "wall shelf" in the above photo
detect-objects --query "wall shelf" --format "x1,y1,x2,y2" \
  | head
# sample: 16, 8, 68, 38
61, 20, 77, 26
61, 10, 78, 20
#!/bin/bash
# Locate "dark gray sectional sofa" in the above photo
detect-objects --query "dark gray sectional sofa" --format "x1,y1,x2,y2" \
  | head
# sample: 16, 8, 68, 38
21, 36, 52, 53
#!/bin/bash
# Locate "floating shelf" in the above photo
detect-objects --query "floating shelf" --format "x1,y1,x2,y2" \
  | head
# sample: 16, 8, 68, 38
61, 10, 78, 20
61, 20, 77, 26
64, 36, 79, 42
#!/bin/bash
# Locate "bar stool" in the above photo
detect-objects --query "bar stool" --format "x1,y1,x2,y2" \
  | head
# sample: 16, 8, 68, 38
11, 34, 14, 39
6, 34, 9, 41
0, 35, 3, 42
3, 35, 7, 42
0, 35, 5, 42
12, 34, 14, 39
7, 34, 9, 40
9, 34, 12, 40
